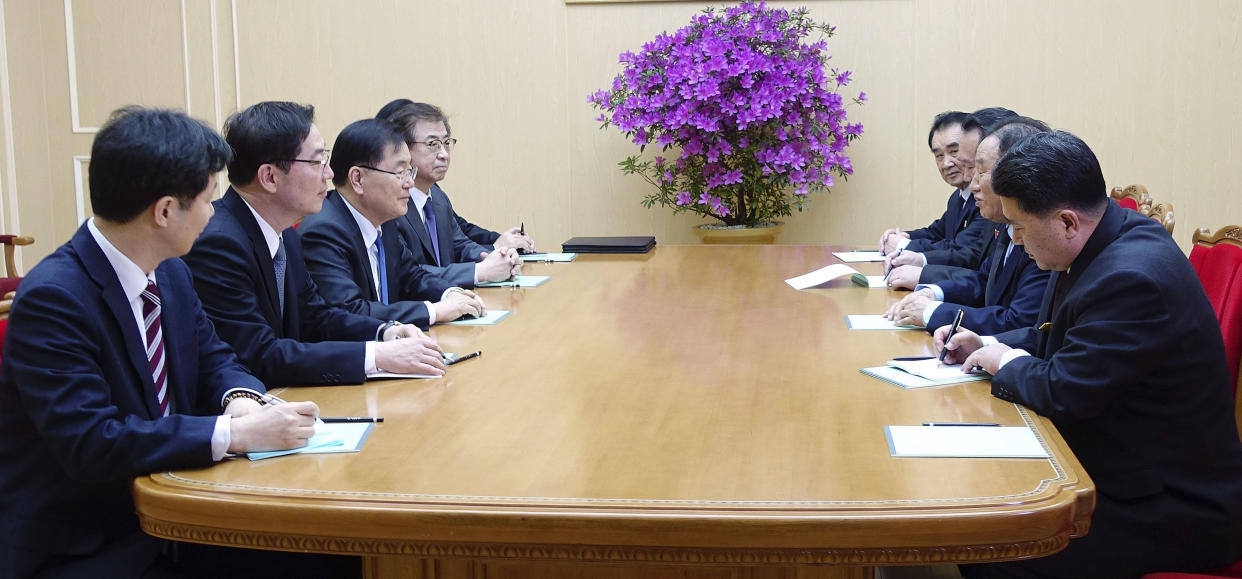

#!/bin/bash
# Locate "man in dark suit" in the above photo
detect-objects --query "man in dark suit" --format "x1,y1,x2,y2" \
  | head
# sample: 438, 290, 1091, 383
0, 107, 336, 577
376, 101, 526, 288
299, 118, 486, 326
375, 98, 536, 254
183, 102, 446, 387
883, 119, 1051, 335
941, 131, 1242, 578
878, 111, 995, 290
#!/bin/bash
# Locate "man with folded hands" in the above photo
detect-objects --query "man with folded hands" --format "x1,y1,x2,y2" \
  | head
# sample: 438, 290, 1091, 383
882, 118, 1051, 335
299, 118, 487, 326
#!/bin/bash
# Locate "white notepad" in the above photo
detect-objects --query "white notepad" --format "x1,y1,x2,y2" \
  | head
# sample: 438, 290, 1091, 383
832, 250, 886, 263
884, 425, 1048, 458
860, 361, 990, 389
845, 315, 921, 330
785, 264, 886, 289
476, 275, 550, 288
519, 252, 577, 262
446, 310, 511, 325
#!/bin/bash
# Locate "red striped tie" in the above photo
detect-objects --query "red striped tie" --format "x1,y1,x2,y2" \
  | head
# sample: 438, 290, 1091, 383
141, 281, 170, 417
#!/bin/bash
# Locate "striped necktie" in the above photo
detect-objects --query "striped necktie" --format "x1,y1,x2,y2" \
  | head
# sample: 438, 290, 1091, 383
273, 238, 287, 318
140, 281, 170, 417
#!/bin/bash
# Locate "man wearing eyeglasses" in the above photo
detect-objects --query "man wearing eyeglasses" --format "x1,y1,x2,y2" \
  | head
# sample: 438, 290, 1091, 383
298, 118, 487, 326
183, 101, 447, 387
377, 100, 527, 288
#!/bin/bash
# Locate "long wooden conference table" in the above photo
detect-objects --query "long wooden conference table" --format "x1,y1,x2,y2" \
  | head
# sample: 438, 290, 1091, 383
134, 245, 1094, 579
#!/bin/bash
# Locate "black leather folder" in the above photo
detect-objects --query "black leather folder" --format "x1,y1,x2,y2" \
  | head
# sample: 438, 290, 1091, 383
561, 236, 657, 254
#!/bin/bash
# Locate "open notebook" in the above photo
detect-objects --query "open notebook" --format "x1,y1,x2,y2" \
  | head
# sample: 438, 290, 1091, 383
861, 357, 990, 389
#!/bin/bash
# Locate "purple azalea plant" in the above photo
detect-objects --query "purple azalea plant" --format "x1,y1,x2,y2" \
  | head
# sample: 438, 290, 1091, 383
589, 1, 864, 228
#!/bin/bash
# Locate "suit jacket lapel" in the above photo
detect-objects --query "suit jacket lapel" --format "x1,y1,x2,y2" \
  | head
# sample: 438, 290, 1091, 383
70, 226, 162, 418
984, 227, 1009, 305
331, 194, 379, 301
222, 190, 284, 336
430, 185, 454, 264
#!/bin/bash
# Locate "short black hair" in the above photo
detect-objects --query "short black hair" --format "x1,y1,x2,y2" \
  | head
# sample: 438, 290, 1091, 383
375, 99, 415, 122
89, 106, 230, 223
330, 119, 408, 187
984, 117, 1051, 157
991, 130, 1107, 217
377, 101, 451, 145
223, 101, 315, 187
969, 107, 1019, 134
927, 111, 971, 149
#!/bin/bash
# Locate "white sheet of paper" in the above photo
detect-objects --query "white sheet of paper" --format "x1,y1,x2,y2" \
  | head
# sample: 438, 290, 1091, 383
520, 252, 577, 262
246, 422, 373, 461
446, 310, 511, 325
859, 365, 990, 389
833, 250, 886, 263
476, 275, 549, 288
884, 425, 1049, 458
858, 275, 887, 288
785, 263, 864, 289
887, 358, 986, 381
845, 315, 921, 330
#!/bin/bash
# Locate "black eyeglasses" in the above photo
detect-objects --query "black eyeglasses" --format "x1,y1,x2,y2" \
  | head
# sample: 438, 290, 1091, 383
284, 148, 332, 170
415, 138, 457, 152
359, 165, 417, 182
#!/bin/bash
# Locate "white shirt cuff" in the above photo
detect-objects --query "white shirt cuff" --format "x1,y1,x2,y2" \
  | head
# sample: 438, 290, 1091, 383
426, 301, 437, 324
921, 301, 943, 326
897, 237, 911, 250
365, 341, 378, 374
980, 335, 999, 346
997, 348, 1031, 370
915, 284, 946, 301
212, 415, 231, 461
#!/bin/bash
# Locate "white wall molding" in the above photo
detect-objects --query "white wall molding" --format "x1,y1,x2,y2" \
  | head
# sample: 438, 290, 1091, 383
72, 155, 89, 224
64, 0, 192, 133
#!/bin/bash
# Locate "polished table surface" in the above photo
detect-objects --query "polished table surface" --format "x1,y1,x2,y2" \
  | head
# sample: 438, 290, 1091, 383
134, 245, 1093, 577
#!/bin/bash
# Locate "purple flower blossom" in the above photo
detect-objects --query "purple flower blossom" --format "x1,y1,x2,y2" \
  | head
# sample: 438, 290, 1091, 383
589, 0, 863, 227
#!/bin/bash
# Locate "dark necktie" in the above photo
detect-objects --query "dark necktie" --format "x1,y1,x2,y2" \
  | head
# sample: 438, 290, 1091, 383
984, 228, 1010, 305
140, 281, 170, 417
273, 239, 287, 318
423, 196, 442, 266
374, 231, 389, 304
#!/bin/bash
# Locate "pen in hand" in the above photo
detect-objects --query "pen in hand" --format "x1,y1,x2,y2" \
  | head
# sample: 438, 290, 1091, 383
938, 308, 965, 363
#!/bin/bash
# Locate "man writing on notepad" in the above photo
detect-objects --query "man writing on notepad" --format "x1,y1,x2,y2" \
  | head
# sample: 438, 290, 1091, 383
937, 130, 1242, 578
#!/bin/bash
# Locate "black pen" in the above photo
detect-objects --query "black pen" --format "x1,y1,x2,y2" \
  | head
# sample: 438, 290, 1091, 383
446, 350, 482, 366
938, 308, 965, 362
320, 417, 384, 423
520, 222, 524, 235
922, 422, 1000, 427
891, 356, 934, 361
883, 248, 903, 281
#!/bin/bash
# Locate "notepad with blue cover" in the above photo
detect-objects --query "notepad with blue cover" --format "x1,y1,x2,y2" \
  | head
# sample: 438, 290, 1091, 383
246, 422, 374, 460
562, 236, 656, 254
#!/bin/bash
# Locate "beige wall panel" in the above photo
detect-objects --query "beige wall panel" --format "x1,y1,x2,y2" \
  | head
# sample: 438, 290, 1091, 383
68, 0, 187, 128
233, 0, 570, 245
5, 0, 1242, 268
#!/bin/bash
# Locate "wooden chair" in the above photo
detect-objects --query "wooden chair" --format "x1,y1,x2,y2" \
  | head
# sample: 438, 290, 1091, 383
0, 234, 33, 298
1188, 225, 1242, 441
1110, 185, 1175, 234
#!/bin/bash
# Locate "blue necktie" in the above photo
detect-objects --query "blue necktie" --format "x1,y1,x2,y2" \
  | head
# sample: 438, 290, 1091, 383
423, 196, 442, 267
273, 239, 287, 318
374, 232, 389, 304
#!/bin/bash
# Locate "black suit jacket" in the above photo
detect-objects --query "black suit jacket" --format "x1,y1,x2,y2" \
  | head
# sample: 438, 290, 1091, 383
985, 203, 1242, 576
904, 189, 992, 268
455, 213, 499, 247
395, 184, 488, 287
925, 226, 1049, 335
183, 189, 383, 386
299, 191, 454, 329
0, 224, 263, 576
